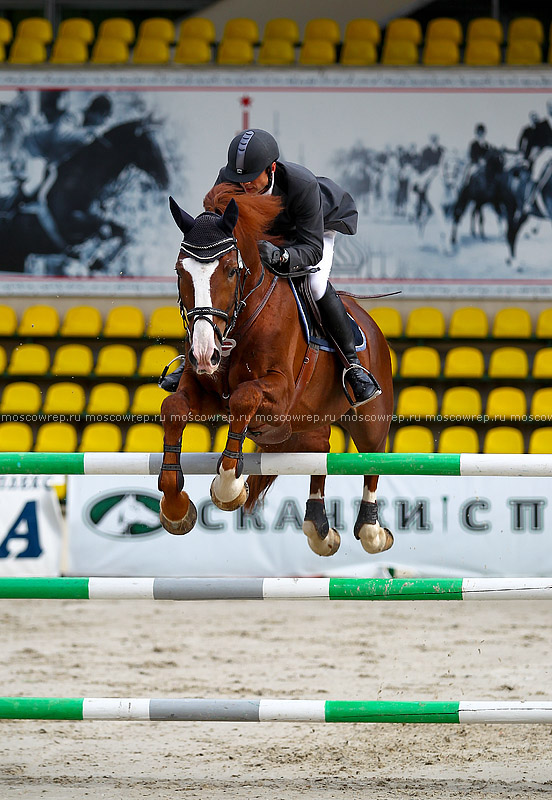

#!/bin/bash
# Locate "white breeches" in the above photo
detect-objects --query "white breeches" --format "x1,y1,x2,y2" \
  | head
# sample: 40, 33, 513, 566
308, 230, 336, 301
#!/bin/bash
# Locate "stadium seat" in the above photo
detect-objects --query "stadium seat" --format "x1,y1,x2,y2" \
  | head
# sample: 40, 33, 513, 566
147, 307, 186, 339
381, 39, 419, 65
405, 307, 446, 338
492, 308, 532, 338
213, 424, 256, 453
43, 383, 86, 415
530, 388, 552, 417
103, 306, 145, 338
174, 37, 212, 64
304, 18, 341, 44
448, 306, 489, 338
0, 422, 33, 452
535, 309, 552, 338
138, 17, 175, 43
466, 17, 503, 43
505, 40, 542, 64
223, 18, 259, 44
392, 425, 434, 453
399, 346, 441, 377
138, 345, 179, 377
483, 427, 524, 454
486, 387, 527, 420
8, 344, 50, 375
130, 384, 168, 415
0, 305, 17, 336
58, 17, 94, 44
0, 345, 5, 373
16, 17, 53, 43
51, 344, 93, 376
464, 39, 501, 66
508, 17, 544, 43
60, 306, 103, 338
329, 425, 346, 453
344, 19, 381, 45
181, 423, 212, 452
0, 382, 42, 415
8, 37, 47, 64
368, 307, 402, 337
529, 428, 552, 454
396, 386, 438, 418
87, 383, 129, 415
425, 18, 463, 44
298, 39, 336, 65
488, 347, 529, 378
340, 40, 377, 66
443, 346, 485, 378
0, 18, 13, 44
79, 423, 123, 452
124, 423, 164, 452
0, 40, 5, 61
422, 39, 460, 66
95, 345, 137, 377
385, 17, 422, 44
258, 39, 296, 65
217, 38, 255, 65
97, 17, 135, 43
438, 426, 480, 453
50, 37, 88, 64
18, 305, 59, 337
178, 17, 216, 45
132, 37, 170, 64
532, 348, 552, 378
441, 386, 482, 418
264, 18, 300, 44
35, 422, 78, 453
91, 38, 129, 64
389, 347, 397, 376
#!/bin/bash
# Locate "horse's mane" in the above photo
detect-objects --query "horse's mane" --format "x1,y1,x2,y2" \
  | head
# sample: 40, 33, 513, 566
203, 183, 283, 246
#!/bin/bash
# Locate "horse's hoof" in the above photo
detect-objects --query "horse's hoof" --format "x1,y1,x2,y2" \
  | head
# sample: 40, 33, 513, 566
210, 479, 249, 511
159, 498, 197, 536
303, 523, 341, 557
358, 525, 394, 554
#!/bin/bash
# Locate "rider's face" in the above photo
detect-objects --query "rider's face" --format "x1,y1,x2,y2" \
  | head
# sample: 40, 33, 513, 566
240, 163, 275, 194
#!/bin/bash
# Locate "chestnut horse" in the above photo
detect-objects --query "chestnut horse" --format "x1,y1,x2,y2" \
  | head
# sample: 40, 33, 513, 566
158, 184, 394, 557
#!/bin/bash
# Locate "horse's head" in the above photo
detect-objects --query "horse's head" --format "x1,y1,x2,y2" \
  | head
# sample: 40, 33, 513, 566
106, 119, 169, 190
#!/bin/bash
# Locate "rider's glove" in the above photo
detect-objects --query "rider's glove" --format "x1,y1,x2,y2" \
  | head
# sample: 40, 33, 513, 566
257, 240, 290, 270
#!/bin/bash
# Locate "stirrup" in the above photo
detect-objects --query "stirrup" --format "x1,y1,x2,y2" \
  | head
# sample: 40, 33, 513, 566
342, 365, 382, 409
159, 355, 185, 391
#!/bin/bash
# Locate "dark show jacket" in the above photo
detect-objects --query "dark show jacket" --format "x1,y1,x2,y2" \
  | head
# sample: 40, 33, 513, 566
215, 160, 358, 269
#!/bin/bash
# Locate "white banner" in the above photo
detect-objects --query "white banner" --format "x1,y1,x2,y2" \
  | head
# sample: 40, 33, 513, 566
0, 476, 63, 576
67, 473, 552, 578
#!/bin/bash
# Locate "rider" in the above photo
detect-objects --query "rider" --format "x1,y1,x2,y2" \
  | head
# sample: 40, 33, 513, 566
160, 128, 381, 408
517, 101, 552, 217
458, 123, 491, 190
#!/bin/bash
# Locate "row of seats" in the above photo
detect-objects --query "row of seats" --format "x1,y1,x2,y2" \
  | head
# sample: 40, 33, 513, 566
391, 346, 552, 379
393, 425, 551, 454
395, 385, 552, 419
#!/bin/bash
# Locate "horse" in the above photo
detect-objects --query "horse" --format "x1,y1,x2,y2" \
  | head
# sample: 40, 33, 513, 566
0, 119, 169, 273
502, 155, 552, 268
415, 153, 464, 254
158, 184, 395, 558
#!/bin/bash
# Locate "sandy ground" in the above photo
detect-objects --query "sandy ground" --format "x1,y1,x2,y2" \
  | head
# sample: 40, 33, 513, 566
1, 597, 552, 799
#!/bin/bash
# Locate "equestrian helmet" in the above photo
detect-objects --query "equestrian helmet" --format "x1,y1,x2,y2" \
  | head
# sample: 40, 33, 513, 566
221, 129, 279, 183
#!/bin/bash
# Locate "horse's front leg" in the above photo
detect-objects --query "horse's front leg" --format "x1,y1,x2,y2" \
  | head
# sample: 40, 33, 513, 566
303, 475, 341, 557
354, 475, 394, 554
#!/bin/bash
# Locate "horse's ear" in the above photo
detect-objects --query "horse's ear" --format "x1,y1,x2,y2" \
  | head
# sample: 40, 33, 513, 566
169, 196, 196, 234
217, 198, 239, 235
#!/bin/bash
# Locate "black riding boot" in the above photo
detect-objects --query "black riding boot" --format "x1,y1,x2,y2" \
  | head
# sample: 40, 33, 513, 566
316, 284, 381, 408
159, 359, 185, 392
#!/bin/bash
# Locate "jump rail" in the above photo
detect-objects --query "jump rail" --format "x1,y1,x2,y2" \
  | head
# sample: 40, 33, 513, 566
2, 452, 552, 476
2, 697, 552, 723
1, 577, 552, 601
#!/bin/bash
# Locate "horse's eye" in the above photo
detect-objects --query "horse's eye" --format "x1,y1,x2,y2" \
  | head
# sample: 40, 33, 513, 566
228, 268, 236, 278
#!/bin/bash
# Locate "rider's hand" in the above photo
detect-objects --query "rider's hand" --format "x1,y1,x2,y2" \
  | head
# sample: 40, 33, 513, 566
257, 240, 289, 270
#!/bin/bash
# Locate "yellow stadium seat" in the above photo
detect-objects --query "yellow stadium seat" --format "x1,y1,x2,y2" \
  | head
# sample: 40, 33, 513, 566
486, 387, 527, 420
138, 17, 175, 43
488, 346, 529, 378
264, 18, 300, 44
0, 18, 13, 44
0, 40, 4, 61
178, 18, 216, 44
9, 37, 47, 64
35, 422, 78, 453
443, 346, 485, 378
304, 18, 341, 44
223, 18, 259, 43
441, 386, 482, 418
130, 384, 168, 416
438, 426, 479, 453
506, 40, 541, 65
174, 37, 212, 64
448, 306, 489, 338
369, 307, 403, 338
0, 382, 42, 415
79, 423, 122, 453
530, 388, 552, 417
16, 17, 53, 43
51, 344, 93, 376
91, 38, 129, 64
124, 423, 164, 453
18, 305, 59, 337
132, 37, 170, 64
381, 39, 419, 65
483, 427, 524, 454
529, 428, 552, 454
399, 346, 440, 377
426, 18, 463, 44
181, 423, 212, 453
60, 306, 103, 338
344, 19, 381, 45
98, 17, 135, 43
298, 39, 336, 65
0, 345, 5, 373
405, 307, 446, 338
87, 383, 129, 415
58, 18, 94, 44
464, 39, 501, 66
467, 17, 503, 43
0, 422, 33, 452
217, 38, 254, 65
389, 347, 397, 376
103, 306, 145, 338
50, 37, 88, 64
95, 345, 137, 377
492, 308, 531, 338
508, 17, 544, 43
536, 309, 552, 338
393, 425, 434, 453
532, 348, 552, 378
422, 39, 460, 66
8, 344, 50, 375
385, 17, 422, 44
258, 39, 295, 65
147, 307, 186, 339
213, 425, 256, 453
340, 40, 377, 66
396, 386, 438, 418
43, 383, 86, 415
329, 425, 346, 453
0, 305, 17, 336
138, 345, 179, 377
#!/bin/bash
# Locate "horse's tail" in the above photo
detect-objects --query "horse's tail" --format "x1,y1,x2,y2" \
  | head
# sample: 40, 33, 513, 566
244, 475, 278, 512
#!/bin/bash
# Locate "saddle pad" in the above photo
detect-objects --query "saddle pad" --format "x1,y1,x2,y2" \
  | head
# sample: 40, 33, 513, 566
289, 280, 366, 353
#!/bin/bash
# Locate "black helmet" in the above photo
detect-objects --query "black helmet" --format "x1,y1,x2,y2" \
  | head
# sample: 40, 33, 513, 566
475, 123, 486, 135
83, 94, 112, 124
221, 129, 279, 183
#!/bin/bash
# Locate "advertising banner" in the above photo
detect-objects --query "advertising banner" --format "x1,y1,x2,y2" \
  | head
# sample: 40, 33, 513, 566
1, 68, 552, 298
67, 473, 552, 578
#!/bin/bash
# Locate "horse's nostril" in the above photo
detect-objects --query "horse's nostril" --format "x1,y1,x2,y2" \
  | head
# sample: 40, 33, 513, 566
211, 350, 221, 366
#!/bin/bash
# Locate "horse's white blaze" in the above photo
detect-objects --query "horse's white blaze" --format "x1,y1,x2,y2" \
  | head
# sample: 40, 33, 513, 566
212, 467, 245, 504
182, 256, 219, 373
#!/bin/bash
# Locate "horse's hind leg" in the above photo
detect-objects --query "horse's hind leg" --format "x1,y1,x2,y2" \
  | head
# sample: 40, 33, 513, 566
303, 474, 341, 557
